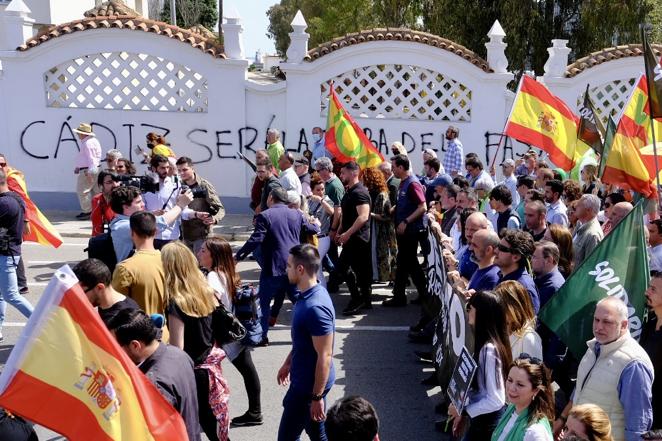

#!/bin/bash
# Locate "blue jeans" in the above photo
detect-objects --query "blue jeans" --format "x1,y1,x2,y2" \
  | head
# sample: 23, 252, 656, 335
0, 255, 34, 329
258, 274, 290, 339
277, 388, 328, 441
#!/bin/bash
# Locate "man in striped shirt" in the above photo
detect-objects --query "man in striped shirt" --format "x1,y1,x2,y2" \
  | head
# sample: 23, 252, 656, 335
442, 126, 464, 177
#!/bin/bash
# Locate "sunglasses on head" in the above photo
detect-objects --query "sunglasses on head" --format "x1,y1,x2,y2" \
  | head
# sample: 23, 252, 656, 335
517, 352, 542, 365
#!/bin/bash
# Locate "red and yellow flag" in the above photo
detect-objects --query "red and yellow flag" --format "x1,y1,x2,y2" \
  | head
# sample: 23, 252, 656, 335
325, 85, 384, 168
619, 75, 662, 181
602, 75, 658, 198
0, 266, 188, 441
505, 75, 583, 171
6, 169, 63, 248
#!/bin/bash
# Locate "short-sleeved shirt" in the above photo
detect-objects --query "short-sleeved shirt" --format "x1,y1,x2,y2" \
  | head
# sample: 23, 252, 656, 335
468, 264, 500, 291
111, 250, 166, 316
0, 191, 25, 256
324, 176, 345, 206
308, 196, 334, 235
341, 183, 371, 243
290, 284, 335, 394
166, 301, 213, 366
98, 296, 140, 328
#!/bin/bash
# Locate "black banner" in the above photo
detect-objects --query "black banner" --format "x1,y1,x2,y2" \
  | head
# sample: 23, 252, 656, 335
428, 228, 474, 391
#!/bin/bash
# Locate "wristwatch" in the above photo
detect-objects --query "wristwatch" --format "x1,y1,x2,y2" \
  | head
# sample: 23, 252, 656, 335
311, 393, 324, 401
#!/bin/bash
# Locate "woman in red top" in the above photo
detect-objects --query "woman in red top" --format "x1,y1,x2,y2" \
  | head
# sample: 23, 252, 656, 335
90, 171, 119, 236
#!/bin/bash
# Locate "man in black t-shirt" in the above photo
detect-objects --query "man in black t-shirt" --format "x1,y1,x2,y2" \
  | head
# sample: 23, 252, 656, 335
335, 162, 372, 315
73, 258, 139, 328
0, 170, 34, 342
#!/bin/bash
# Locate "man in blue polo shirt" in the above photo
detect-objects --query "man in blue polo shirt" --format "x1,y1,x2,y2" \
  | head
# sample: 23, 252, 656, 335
277, 244, 335, 441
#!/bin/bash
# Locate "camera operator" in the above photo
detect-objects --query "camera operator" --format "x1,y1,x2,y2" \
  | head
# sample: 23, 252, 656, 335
109, 186, 194, 262
142, 155, 208, 249
175, 156, 225, 253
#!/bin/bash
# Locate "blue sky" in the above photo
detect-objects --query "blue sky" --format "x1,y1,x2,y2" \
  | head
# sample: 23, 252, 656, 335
222, 0, 278, 59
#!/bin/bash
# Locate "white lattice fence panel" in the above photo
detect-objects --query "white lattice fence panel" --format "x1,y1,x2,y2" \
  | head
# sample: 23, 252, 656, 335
44, 52, 208, 112
320, 64, 472, 121
576, 78, 637, 124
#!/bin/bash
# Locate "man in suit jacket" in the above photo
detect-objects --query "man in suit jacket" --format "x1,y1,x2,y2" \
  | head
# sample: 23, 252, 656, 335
236, 188, 320, 344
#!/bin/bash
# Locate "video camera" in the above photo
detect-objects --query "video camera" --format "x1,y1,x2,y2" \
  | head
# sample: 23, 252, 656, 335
180, 184, 208, 199
115, 175, 160, 193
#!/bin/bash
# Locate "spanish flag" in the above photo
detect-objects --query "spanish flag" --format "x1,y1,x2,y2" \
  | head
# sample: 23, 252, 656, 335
603, 75, 658, 198
0, 266, 188, 441
6, 169, 63, 248
504, 75, 582, 171
325, 84, 384, 168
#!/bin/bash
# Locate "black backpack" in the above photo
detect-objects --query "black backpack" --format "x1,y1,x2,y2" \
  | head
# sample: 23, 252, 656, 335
86, 232, 117, 272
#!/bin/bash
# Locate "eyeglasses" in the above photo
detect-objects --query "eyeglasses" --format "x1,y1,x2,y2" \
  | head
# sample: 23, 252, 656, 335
517, 352, 542, 365
497, 244, 514, 253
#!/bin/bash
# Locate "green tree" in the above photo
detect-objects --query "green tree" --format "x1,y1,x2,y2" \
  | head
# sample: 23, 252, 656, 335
161, 0, 218, 29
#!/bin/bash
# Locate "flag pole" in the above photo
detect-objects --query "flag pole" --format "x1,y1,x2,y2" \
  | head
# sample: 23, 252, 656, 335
642, 25, 662, 195
490, 73, 526, 170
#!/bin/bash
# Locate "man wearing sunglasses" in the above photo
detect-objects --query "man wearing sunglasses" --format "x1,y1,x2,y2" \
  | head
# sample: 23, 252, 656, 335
495, 229, 540, 313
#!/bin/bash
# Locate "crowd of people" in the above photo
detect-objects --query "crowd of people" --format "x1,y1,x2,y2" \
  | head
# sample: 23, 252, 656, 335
2, 120, 662, 441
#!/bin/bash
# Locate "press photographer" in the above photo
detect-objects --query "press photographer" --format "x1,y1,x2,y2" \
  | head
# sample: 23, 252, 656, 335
142, 155, 208, 248
175, 157, 225, 253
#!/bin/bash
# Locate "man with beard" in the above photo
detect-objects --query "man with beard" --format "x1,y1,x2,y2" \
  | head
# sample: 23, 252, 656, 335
524, 200, 548, 241
544, 179, 568, 227
442, 126, 464, 178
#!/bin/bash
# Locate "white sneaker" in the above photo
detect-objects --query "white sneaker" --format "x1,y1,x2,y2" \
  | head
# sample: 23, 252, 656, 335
0, 330, 3, 343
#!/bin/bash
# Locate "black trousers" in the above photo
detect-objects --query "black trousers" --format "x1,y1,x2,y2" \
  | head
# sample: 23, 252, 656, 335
194, 368, 219, 441
337, 237, 372, 302
231, 347, 262, 415
393, 231, 427, 300
16, 255, 27, 292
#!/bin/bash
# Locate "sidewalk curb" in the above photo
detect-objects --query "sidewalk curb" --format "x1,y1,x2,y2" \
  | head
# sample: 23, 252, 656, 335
61, 231, 254, 241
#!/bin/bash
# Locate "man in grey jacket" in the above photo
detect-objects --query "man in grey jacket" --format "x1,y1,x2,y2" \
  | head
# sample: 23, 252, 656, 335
572, 194, 604, 267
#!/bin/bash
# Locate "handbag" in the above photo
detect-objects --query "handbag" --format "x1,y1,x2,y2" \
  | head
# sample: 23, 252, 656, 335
234, 284, 263, 346
211, 299, 247, 346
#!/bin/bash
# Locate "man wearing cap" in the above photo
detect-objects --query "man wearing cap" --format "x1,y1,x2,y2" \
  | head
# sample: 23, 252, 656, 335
515, 151, 538, 177
498, 159, 520, 208
442, 126, 464, 177
294, 156, 312, 197
73, 123, 102, 219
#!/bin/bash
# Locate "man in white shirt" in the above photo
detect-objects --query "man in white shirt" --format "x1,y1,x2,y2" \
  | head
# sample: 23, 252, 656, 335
73, 123, 102, 219
648, 219, 662, 273
278, 152, 303, 199
544, 179, 568, 227
142, 154, 197, 248
498, 159, 520, 208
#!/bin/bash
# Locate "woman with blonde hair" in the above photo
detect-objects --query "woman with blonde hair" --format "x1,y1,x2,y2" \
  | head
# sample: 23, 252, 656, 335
361, 166, 396, 282
162, 241, 229, 441
560, 404, 613, 441
581, 164, 601, 196
495, 281, 542, 360
543, 224, 574, 278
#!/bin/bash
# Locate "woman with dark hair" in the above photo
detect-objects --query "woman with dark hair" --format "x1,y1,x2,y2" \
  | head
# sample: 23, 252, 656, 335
361, 167, 396, 282
308, 173, 335, 287
198, 236, 263, 427
491, 356, 555, 440
562, 180, 582, 203
543, 224, 574, 278
449, 290, 512, 440
90, 171, 119, 236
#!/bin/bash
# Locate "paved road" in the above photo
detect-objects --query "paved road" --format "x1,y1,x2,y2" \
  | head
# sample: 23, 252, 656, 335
0, 215, 446, 440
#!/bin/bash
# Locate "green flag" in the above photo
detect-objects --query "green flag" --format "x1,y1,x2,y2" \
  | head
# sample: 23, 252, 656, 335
597, 116, 617, 179
538, 201, 649, 359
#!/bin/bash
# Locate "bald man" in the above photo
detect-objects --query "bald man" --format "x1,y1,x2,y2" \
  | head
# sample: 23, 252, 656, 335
608, 202, 634, 232
467, 229, 500, 291
457, 212, 490, 280
555, 297, 653, 441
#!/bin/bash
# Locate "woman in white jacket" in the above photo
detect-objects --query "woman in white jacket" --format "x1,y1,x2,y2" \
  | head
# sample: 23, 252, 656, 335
496, 281, 543, 360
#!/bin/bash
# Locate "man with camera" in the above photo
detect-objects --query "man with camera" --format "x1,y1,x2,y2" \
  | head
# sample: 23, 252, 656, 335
109, 185, 195, 262
142, 155, 208, 249
0, 169, 34, 342
175, 156, 225, 253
